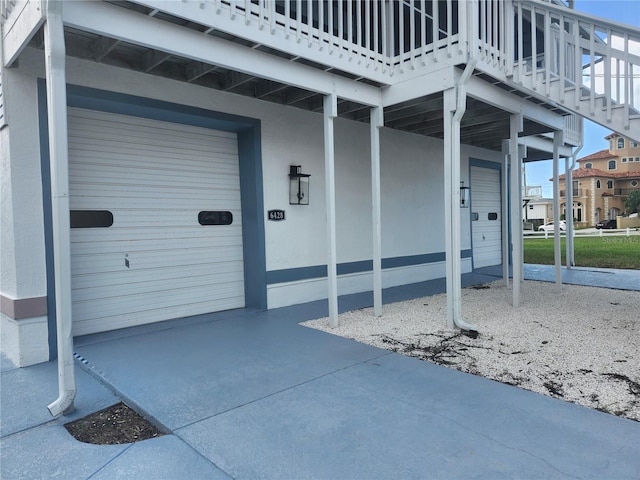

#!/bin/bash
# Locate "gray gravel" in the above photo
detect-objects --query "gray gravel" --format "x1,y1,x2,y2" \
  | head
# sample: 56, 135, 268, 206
302, 280, 640, 422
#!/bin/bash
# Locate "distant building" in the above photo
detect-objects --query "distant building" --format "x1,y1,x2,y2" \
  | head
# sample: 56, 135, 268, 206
522, 186, 553, 227
559, 134, 640, 226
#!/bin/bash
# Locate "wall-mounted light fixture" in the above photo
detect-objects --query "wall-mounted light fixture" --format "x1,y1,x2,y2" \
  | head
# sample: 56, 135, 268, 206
460, 181, 470, 208
289, 165, 310, 205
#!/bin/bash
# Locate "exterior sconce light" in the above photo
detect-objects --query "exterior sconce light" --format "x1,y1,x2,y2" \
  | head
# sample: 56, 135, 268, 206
289, 165, 310, 205
460, 181, 470, 208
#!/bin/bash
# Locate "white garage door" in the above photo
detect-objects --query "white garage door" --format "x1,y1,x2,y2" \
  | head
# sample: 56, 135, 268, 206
471, 166, 502, 268
68, 108, 244, 336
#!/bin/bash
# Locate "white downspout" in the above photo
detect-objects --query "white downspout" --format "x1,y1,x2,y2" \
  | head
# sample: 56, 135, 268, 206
45, 0, 76, 417
449, 57, 479, 333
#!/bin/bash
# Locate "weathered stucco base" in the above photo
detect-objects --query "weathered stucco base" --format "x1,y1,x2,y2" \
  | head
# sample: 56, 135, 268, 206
0, 314, 49, 367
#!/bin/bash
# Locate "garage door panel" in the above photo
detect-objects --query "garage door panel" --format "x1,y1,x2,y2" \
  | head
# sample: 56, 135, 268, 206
69, 140, 239, 163
69, 108, 245, 335
73, 283, 244, 326
68, 112, 239, 151
471, 166, 502, 269
70, 210, 242, 228
71, 230, 244, 252
69, 167, 241, 190
69, 185, 242, 203
72, 270, 245, 302
71, 247, 244, 275
73, 160, 238, 179
68, 148, 240, 171
72, 297, 246, 337
71, 230, 243, 248
72, 262, 244, 290
69, 110, 238, 146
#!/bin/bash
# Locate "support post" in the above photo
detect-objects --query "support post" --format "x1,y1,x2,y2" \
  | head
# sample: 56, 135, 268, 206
443, 88, 461, 330
519, 144, 526, 283
370, 105, 383, 317
509, 114, 523, 307
552, 130, 563, 290
501, 140, 510, 287
45, 0, 76, 417
565, 155, 575, 268
324, 94, 339, 328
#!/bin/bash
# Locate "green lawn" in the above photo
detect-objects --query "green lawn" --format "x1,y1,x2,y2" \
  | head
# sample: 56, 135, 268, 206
523, 236, 640, 270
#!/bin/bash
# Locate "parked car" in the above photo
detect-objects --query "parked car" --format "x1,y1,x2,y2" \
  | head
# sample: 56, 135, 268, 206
538, 220, 566, 232
595, 219, 617, 229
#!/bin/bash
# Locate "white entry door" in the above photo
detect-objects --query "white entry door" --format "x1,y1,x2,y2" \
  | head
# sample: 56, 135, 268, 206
68, 108, 245, 335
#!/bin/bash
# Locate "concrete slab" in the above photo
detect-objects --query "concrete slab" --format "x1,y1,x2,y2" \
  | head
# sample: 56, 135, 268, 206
337, 354, 640, 479
1, 360, 118, 436
524, 264, 640, 291
89, 435, 232, 480
177, 355, 640, 479
3, 265, 638, 480
74, 314, 388, 431
0, 423, 126, 480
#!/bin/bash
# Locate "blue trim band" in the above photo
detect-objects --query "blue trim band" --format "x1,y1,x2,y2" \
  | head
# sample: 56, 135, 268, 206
266, 250, 472, 284
37, 79, 57, 360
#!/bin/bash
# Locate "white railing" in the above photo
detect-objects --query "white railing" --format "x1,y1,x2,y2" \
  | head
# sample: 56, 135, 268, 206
509, 0, 640, 134
134, 0, 468, 79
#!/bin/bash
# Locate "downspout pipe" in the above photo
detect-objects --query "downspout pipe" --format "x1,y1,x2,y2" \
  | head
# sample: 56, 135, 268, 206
45, 0, 76, 417
451, 57, 479, 333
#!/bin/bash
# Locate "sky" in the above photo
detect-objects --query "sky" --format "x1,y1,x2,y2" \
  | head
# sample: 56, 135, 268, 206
523, 0, 640, 197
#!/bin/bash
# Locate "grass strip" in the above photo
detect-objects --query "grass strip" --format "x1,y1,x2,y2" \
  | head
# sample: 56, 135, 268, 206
523, 235, 640, 270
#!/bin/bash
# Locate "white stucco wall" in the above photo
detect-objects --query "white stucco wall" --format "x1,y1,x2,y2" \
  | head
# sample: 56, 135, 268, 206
0, 61, 50, 366
0, 64, 47, 301
5, 47, 501, 318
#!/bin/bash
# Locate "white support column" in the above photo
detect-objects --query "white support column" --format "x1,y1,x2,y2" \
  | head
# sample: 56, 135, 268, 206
370, 105, 383, 317
509, 114, 523, 307
519, 145, 526, 284
44, 0, 76, 416
565, 155, 575, 268
501, 140, 510, 287
443, 88, 460, 330
552, 130, 563, 290
324, 94, 339, 328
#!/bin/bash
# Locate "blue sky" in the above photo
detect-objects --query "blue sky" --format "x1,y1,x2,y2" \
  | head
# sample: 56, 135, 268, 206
523, 0, 640, 197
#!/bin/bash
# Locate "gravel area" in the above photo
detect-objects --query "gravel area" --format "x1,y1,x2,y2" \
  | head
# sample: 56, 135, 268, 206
302, 281, 640, 422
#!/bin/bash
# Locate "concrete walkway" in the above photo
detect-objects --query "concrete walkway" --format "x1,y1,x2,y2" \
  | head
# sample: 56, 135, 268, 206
2, 266, 639, 479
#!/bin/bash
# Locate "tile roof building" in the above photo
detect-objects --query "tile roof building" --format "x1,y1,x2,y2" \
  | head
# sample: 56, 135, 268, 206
559, 134, 640, 225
